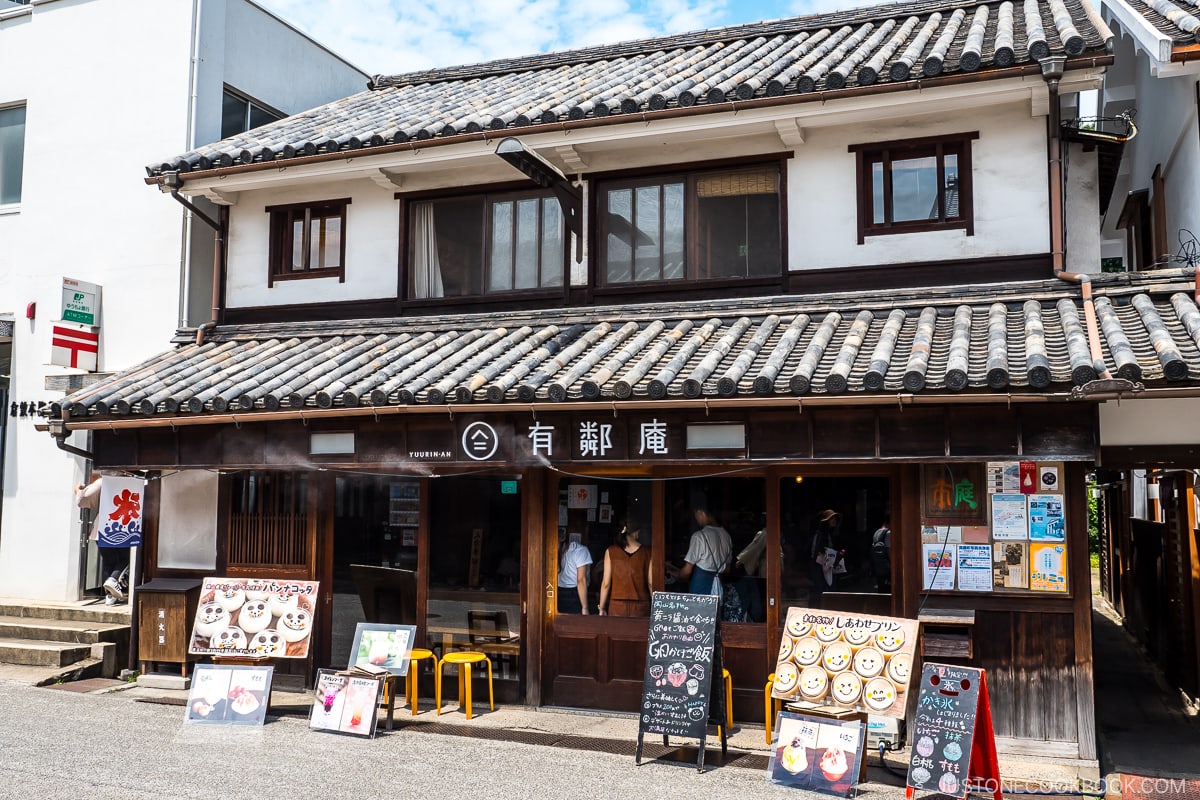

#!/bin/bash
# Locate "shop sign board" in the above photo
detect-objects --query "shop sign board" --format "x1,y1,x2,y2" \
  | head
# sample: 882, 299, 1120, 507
906, 663, 1001, 800
922, 464, 986, 526
61, 277, 101, 326
184, 664, 273, 726
771, 607, 918, 718
50, 321, 100, 371
768, 711, 866, 796
189, 577, 319, 658
348, 623, 416, 676
309, 669, 384, 737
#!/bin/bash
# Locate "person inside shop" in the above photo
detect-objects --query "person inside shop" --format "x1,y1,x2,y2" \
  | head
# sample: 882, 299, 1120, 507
732, 526, 769, 622
871, 512, 892, 593
669, 508, 732, 595
808, 508, 843, 609
598, 518, 652, 617
557, 532, 593, 614
74, 472, 130, 605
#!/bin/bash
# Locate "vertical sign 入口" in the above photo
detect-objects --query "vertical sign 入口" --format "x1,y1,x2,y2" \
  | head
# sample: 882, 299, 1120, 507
636, 592, 724, 772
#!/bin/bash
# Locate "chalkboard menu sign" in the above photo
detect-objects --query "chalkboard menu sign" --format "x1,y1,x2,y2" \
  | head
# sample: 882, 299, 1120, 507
906, 663, 1001, 800
638, 591, 720, 740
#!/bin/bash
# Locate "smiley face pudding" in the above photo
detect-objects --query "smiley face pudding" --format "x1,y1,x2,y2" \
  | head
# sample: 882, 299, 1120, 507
268, 592, 299, 617
194, 602, 230, 639
276, 607, 312, 643
793, 637, 823, 666
778, 636, 795, 662
773, 662, 800, 698
209, 625, 248, 651
822, 641, 852, 673
875, 628, 905, 653
785, 616, 812, 638
843, 627, 872, 648
886, 652, 913, 688
815, 624, 841, 643
799, 666, 829, 701
852, 647, 885, 678
237, 600, 272, 634
780, 737, 809, 775
819, 746, 849, 782
863, 677, 897, 711
830, 671, 862, 704
248, 630, 285, 656
216, 587, 245, 613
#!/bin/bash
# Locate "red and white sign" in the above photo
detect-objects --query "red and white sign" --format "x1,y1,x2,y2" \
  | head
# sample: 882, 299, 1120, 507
51, 321, 99, 371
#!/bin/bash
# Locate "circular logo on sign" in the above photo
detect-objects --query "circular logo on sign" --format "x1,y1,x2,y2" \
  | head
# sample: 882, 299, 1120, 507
1041, 471, 1057, 487
461, 421, 499, 461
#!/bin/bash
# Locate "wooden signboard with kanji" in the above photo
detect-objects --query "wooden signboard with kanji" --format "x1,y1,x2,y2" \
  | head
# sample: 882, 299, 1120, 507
921, 464, 987, 526
905, 663, 1001, 800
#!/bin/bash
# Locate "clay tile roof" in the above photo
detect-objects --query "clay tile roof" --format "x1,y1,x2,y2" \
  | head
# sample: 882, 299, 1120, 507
58, 270, 1200, 422
1121, 0, 1200, 44
147, 0, 1113, 178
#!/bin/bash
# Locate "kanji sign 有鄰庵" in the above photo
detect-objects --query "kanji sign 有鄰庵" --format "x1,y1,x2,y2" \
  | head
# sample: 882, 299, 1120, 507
922, 464, 987, 526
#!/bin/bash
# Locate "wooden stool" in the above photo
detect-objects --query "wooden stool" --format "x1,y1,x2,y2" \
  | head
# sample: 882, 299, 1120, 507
405, 648, 437, 716
764, 672, 783, 744
436, 651, 493, 720
722, 668, 733, 731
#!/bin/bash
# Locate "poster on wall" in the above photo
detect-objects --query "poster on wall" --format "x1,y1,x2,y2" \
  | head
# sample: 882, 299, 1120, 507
1030, 543, 1069, 593
189, 578, 319, 658
922, 526, 962, 544
566, 484, 597, 509
992, 542, 1028, 589
922, 544, 956, 591
768, 711, 866, 796
989, 494, 1028, 541
956, 545, 993, 592
771, 608, 918, 718
1028, 495, 1065, 541
986, 462, 1020, 494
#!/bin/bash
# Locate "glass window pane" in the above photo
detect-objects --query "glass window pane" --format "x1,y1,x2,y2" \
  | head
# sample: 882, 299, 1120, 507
540, 199, 564, 287
248, 103, 280, 131
890, 155, 939, 222
221, 91, 248, 139
604, 189, 633, 284
430, 197, 485, 296
513, 198, 539, 290
695, 169, 779, 279
661, 182, 685, 280
489, 200, 513, 291
313, 214, 341, 269
871, 161, 885, 225
943, 153, 960, 219
0, 105, 26, 205
290, 216, 305, 271
634, 185, 663, 282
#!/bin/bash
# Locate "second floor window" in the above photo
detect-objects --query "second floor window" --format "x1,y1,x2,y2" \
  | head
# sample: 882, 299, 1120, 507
221, 88, 283, 140
0, 104, 26, 206
598, 164, 782, 286
407, 190, 565, 299
267, 199, 349, 285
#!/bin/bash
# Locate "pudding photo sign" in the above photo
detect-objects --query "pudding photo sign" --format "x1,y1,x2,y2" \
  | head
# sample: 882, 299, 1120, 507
189, 577, 320, 658
771, 607, 919, 717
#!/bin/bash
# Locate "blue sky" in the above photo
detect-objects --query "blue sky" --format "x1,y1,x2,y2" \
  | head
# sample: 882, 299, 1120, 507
257, 0, 880, 76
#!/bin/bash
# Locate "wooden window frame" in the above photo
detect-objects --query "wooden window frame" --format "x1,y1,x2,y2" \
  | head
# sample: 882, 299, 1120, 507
850, 132, 978, 244
266, 198, 349, 287
592, 160, 786, 291
399, 185, 568, 302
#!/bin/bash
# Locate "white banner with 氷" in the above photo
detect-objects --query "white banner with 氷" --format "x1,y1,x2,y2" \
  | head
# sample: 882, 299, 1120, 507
96, 476, 145, 547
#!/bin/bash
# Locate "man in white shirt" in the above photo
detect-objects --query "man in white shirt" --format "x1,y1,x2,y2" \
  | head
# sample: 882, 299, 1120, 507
557, 533, 593, 614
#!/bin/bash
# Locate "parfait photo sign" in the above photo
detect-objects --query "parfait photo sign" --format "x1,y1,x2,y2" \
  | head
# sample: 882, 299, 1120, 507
184, 664, 273, 726
189, 577, 320, 658
771, 608, 919, 718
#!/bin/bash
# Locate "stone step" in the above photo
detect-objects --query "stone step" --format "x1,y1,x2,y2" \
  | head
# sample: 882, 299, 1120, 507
0, 601, 131, 626
0, 615, 129, 645
0, 638, 93, 668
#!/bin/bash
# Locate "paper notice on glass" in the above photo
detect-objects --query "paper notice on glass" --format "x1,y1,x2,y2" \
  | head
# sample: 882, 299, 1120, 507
990, 494, 1029, 540
1028, 494, 1065, 541
956, 544, 993, 592
922, 544, 956, 591
986, 462, 1021, 493
993, 542, 1028, 589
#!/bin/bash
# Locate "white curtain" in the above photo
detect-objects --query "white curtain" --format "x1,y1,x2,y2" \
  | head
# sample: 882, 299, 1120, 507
412, 202, 444, 298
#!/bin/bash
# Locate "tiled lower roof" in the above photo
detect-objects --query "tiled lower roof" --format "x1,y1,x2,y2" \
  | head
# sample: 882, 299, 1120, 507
1123, 0, 1200, 44
58, 271, 1200, 422
148, 0, 1113, 178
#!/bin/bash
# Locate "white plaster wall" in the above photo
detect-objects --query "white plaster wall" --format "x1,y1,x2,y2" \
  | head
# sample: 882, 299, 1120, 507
1065, 143, 1102, 274
225, 179, 399, 308
1099, 399, 1200, 445
788, 101, 1050, 269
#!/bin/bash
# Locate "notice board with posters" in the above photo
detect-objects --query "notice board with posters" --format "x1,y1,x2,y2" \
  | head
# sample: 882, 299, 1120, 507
905, 663, 1001, 800
635, 592, 725, 771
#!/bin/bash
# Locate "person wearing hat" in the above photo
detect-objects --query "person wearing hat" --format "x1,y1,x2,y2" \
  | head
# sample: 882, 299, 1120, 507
809, 509, 842, 608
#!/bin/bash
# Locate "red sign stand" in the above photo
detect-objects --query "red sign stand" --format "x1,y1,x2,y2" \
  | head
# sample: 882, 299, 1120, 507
967, 673, 1002, 800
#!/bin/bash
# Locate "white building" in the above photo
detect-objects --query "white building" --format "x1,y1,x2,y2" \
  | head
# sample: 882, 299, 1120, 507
0, 0, 367, 601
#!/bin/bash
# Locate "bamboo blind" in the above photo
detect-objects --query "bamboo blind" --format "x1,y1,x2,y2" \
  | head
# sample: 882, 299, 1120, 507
696, 168, 777, 198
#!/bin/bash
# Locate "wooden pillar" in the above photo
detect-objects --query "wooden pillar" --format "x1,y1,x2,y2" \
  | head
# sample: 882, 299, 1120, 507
523, 468, 545, 707
1067, 461, 1096, 761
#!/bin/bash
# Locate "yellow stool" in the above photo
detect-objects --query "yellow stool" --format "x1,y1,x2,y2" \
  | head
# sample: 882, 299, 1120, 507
764, 673, 783, 744
722, 668, 733, 731
405, 648, 437, 716
436, 651, 494, 720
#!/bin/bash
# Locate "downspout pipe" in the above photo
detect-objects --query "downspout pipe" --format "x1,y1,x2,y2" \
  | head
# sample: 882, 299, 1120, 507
1041, 55, 1113, 381
165, 187, 226, 345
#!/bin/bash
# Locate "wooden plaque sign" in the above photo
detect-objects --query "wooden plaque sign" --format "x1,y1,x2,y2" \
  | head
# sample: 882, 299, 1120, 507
905, 663, 1001, 800
635, 592, 725, 772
